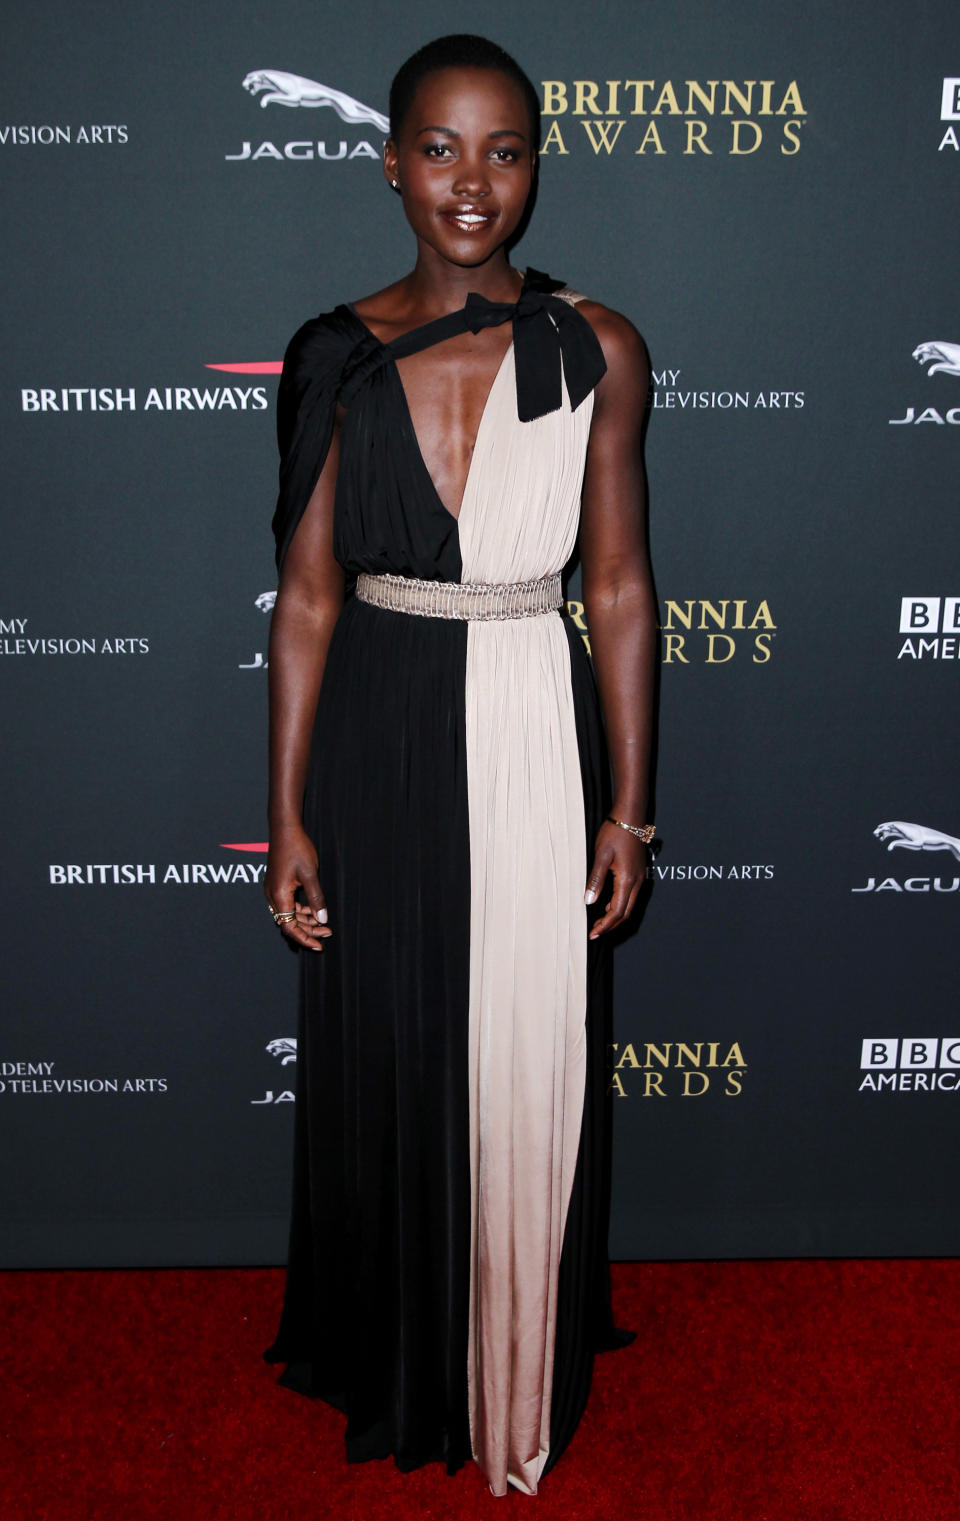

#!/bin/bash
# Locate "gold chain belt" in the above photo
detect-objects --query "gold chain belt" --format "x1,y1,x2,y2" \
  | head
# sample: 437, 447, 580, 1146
354, 571, 563, 621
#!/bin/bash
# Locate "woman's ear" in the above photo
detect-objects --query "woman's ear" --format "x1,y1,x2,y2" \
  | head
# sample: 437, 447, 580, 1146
383, 138, 399, 189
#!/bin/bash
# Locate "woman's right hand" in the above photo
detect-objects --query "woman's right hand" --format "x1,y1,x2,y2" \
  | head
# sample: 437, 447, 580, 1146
265, 822, 332, 952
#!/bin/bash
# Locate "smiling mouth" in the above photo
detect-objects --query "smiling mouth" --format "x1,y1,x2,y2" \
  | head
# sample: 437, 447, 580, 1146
441, 209, 496, 233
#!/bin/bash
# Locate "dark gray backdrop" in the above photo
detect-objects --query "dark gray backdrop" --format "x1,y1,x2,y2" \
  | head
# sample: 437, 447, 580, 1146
2, 0, 958, 1267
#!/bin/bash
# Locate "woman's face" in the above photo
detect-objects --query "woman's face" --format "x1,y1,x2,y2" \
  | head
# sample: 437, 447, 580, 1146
384, 66, 536, 268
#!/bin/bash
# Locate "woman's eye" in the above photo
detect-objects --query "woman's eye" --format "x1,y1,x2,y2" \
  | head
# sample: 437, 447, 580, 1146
492, 149, 520, 162
424, 143, 452, 158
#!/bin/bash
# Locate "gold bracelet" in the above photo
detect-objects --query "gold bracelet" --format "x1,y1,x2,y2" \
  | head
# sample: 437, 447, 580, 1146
607, 816, 656, 843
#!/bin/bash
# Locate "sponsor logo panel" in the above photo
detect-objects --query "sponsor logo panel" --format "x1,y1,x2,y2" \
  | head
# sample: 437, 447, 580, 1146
657, 598, 776, 665
940, 77, 960, 152
0, 1058, 167, 1096
0, 124, 128, 148
0, 616, 149, 657
239, 591, 276, 670
225, 69, 387, 164
649, 862, 774, 883
539, 78, 806, 158
608, 1039, 748, 1098
889, 341, 960, 428
532, 596, 778, 663
897, 597, 960, 661
851, 821, 960, 895
566, 599, 777, 665
48, 844, 268, 887
252, 1037, 297, 1106
651, 367, 804, 413
20, 371, 270, 416
860, 1038, 960, 1093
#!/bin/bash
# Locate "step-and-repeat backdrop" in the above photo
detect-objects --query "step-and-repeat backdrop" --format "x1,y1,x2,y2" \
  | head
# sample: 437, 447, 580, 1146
2, 0, 957, 1266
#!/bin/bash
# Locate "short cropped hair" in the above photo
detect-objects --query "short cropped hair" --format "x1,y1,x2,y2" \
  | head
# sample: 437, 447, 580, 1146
389, 34, 541, 147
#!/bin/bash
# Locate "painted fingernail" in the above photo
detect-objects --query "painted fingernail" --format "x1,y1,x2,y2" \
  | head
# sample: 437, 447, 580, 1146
584, 889, 597, 905
317, 908, 327, 923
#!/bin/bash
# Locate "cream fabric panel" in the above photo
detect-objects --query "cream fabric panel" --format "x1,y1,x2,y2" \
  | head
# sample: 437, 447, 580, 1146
459, 297, 596, 1496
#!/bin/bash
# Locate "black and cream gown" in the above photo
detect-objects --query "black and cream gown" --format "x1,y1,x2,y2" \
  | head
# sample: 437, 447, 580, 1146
263, 266, 632, 1496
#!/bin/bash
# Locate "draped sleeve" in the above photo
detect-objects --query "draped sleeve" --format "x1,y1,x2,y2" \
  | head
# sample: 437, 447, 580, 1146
271, 306, 361, 570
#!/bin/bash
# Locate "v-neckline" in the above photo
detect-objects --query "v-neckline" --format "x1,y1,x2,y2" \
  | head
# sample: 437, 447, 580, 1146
346, 303, 515, 526
394, 338, 514, 526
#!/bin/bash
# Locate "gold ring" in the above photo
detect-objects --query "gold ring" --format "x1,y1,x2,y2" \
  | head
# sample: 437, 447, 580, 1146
273, 910, 296, 925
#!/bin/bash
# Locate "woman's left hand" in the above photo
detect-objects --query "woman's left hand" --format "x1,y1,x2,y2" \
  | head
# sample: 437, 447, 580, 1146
584, 820, 647, 939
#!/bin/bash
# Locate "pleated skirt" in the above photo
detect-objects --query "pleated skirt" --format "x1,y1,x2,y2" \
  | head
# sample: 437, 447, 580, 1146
264, 593, 630, 1493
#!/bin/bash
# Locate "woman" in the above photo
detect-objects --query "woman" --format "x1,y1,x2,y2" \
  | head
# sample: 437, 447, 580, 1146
262, 34, 656, 1497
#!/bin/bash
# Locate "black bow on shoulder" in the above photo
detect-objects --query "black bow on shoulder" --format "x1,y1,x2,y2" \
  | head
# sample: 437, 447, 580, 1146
359, 266, 607, 423
461, 268, 606, 421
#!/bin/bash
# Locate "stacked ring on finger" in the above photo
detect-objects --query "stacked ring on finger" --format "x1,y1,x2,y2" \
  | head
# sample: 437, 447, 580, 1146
271, 908, 297, 925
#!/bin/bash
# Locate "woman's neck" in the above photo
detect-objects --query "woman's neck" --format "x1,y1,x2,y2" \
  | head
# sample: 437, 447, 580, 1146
402, 247, 524, 316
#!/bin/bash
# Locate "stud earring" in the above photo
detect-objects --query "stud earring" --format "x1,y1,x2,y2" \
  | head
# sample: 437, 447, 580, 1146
391, 178, 400, 190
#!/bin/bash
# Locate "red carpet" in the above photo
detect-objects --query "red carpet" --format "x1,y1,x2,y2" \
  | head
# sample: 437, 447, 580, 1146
2, 1260, 958, 1520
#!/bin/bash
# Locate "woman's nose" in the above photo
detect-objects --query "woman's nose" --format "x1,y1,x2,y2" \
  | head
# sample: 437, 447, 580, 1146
451, 157, 491, 196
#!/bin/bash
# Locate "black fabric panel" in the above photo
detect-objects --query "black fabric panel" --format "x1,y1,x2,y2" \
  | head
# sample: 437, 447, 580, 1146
334, 365, 462, 581
264, 597, 473, 1475
272, 308, 362, 571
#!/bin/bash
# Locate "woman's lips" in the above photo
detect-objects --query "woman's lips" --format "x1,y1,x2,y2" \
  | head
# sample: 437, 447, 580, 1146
439, 209, 496, 234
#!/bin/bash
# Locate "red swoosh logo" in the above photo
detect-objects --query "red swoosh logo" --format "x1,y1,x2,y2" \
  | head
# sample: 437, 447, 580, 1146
205, 362, 282, 374
221, 841, 269, 852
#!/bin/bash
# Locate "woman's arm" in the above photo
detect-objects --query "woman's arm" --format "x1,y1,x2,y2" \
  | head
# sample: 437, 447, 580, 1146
264, 420, 345, 950
576, 305, 657, 939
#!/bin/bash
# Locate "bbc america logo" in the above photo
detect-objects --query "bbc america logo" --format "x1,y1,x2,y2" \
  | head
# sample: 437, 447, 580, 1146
897, 597, 960, 660
941, 77, 960, 153
860, 1038, 960, 1093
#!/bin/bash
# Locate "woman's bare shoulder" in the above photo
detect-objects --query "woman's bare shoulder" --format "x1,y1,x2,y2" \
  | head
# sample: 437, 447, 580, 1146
348, 279, 415, 341
568, 296, 647, 373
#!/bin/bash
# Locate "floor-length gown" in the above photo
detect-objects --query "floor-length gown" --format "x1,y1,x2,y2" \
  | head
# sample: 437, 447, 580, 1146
263, 266, 632, 1496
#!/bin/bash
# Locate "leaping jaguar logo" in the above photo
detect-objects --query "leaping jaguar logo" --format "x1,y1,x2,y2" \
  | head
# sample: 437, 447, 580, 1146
912, 341, 960, 380
255, 591, 276, 614
242, 70, 389, 133
266, 1037, 298, 1065
874, 821, 960, 863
